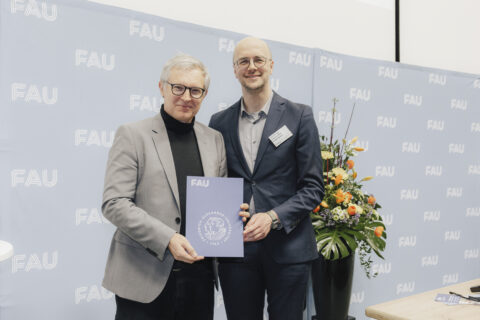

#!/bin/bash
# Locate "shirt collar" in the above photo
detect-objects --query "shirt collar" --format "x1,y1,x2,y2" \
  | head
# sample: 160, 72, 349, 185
240, 90, 273, 118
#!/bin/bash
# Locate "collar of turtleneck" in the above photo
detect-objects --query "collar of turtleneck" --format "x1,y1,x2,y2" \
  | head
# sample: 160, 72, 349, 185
160, 104, 195, 134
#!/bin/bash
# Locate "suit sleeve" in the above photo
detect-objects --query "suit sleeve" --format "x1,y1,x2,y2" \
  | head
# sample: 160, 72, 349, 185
272, 106, 325, 234
102, 125, 176, 261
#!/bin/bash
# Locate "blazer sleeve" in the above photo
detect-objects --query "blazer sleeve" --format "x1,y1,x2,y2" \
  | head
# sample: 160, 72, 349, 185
272, 106, 325, 234
102, 124, 176, 261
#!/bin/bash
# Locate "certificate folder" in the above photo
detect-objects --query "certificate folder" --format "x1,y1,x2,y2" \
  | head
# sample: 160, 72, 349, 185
186, 176, 244, 257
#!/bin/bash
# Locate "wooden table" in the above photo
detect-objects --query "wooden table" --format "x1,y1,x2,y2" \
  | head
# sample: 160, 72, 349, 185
365, 279, 480, 320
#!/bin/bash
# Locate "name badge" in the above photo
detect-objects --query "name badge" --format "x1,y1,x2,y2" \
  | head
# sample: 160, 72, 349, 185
269, 125, 293, 147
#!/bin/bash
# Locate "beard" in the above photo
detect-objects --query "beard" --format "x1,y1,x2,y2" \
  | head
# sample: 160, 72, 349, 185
240, 77, 266, 93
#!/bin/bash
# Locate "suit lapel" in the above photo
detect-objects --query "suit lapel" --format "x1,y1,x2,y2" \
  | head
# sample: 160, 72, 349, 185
253, 93, 286, 175
229, 101, 252, 176
194, 123, 216, 177
150, 114, 180, 210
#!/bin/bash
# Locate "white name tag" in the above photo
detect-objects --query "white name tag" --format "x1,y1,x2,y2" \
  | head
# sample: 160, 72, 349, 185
269, 125, 293, 147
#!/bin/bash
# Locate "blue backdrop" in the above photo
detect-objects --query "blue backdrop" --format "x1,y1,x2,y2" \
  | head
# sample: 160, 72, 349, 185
0, 1, 479, 319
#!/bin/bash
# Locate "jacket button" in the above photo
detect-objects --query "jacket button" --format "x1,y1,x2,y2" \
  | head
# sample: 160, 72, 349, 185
175, 217, 181, 224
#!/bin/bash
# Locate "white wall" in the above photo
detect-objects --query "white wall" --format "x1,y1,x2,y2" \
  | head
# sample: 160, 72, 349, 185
88, 0, 480, 75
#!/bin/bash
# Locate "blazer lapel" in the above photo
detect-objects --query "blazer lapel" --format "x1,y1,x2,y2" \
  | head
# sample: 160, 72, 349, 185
150, 114, 180, 210
253, 93, 286, 175
194, 123, 216, 177
229, 101, 252, 176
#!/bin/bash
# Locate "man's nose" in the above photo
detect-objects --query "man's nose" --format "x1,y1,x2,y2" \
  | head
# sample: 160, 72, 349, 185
180, 89, 192, 101
247, 58, 258, 71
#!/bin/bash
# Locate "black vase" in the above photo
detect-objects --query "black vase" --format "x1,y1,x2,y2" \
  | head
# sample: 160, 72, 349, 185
311, 253, 355, 320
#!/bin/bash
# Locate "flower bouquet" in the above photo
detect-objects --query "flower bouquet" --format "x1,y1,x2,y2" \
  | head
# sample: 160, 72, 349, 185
311, 100, 387, 278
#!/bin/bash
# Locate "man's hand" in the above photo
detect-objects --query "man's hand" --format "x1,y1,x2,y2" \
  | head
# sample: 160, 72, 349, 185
239, 203, 250, 222
243, 212, 272, 242
168, 233, 204, 264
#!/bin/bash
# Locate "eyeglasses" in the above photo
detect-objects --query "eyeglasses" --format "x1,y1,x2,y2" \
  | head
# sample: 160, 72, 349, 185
167, 82, 206, 99
234, 56, 270, 69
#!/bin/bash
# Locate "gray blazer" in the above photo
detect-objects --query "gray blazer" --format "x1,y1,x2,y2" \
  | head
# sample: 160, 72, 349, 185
102, 113, 227, 303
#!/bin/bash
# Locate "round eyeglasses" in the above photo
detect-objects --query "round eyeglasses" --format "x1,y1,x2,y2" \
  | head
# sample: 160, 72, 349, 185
234, 56, 270, 69
167, 82, 206, 99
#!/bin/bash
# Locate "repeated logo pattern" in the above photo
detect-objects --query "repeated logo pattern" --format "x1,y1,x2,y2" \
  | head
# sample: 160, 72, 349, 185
1, 1, 478, 320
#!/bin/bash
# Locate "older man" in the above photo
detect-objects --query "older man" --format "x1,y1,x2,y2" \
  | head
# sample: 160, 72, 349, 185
102, 54, 226, 320
209, 37, 324, 320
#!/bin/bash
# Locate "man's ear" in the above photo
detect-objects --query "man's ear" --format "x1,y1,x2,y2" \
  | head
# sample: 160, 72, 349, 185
158, 81, 164, 97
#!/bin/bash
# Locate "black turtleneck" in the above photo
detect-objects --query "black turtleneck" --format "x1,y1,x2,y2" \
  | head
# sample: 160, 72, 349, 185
160, 105, 204, 236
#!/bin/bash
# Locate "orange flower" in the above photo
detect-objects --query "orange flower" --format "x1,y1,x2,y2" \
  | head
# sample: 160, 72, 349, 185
346, 160, 354, 169
345, 192, 353, 202
352, 171, 357, 179
368, 195, 376, 205
347, 205, 356, 216
320, 201, 329, 208
334, 174, 343, 185
374, 226, 384, 237
335, 189, 345, 203
354, 147, 365, 152
312, 205, 320, 213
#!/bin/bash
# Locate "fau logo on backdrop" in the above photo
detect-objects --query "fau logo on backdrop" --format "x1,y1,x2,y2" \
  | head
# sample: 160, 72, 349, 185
466, 208, 480, 217
471, 122, 480, 132
350, 291, 365, 304
375, 166, 395, 177
474, 79, 480, 89
318, 55, 343, 71
129, 20, 164, 41
130, 95, 161, 113
12, 250, 58, 273
464, 249, 479, 259
421, 255, 438, 267
381, 214, 393, 226
442, 273, 459, 285
376, 116, 397, 128
10, 0, 57, 21
318, 111, 341, 125
372, 262, 392, 275
218, 38, 236, 53
75, 49, 115, 71
11, 82, 58, 105
349, 88, 371, 101
74, 130, 115, 147
426, 120, 444, 131
444, 230, 461, 241
353, 140, 369, 151
403, 94, 422, 106
424, 211, 440, 222
288, 51, 311, 66
270, 78, 280, 91
425, 165, 442, 176
398, 235, 416, 247
75, 285, 113, 304
446, 187, 462, 198
396, 282, 415, 295
468, 165, 480, 175
378, 66, 398, 79
400, 189, 419, 200
11, 169, 58, 187
448, 143, 464, 154
401, 142, 421, 153
75, 208, 110, 226
448, 143, 465, 154
450, 99, 467, 111
428, 73, 446, 86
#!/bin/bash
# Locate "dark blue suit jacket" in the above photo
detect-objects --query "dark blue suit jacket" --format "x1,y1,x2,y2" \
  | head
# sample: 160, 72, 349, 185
209, 92, 324, 264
